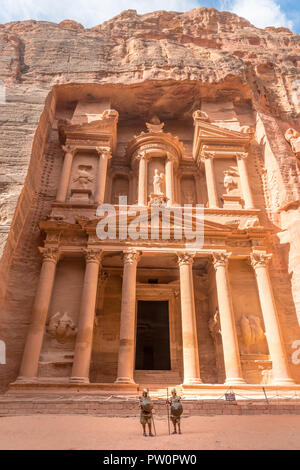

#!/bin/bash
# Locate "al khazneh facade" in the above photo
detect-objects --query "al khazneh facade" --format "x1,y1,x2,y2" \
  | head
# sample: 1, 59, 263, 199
0, 8, 300, 396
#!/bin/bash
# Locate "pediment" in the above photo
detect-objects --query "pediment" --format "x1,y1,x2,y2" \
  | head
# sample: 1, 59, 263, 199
193, 119, 253, 160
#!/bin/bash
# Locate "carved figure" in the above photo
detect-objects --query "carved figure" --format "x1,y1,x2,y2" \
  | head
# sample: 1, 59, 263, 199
153, 169, 164, 195
47, 312, 77, 342
238, 315, 265, 353
209, 308, 221, 341
224, 170, 238, 194
72, 165, 94, 189
285, 128, 300, 157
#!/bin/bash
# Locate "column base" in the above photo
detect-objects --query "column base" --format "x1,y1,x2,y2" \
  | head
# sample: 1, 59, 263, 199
182, 378, 203, 386
225, 378, 247, 386
69, 377, 90, 384
15, 376, 38, 384
114, 377, 136, 385
272, 378, 296, 386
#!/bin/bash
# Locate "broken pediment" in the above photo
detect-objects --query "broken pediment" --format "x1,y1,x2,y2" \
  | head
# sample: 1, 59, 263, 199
193, 111, 254, 162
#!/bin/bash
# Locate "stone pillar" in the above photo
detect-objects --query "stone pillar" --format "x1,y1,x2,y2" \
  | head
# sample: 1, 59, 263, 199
177, 253, 202, 385
115, 249, 141, 384
70, 249, 103, 384
165, 157, 174, 207
212, 252, 245, 385
94, 147, 111, 204
202, 151, 219, 208
137, 152, 148, 206
236, 152, 255, 209
18, 247, 60, 380
250, 253, 295, 385
56, 145, 76, 203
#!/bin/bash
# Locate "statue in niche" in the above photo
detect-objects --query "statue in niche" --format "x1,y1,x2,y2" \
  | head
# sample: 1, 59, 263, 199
47, 312, 77, 343
208, 308, 221, 342
153, 169, 165, 195
285, 128, 300, 157
72, 165, 94, 190
224, 169, 238, 194
238, 315, 265, 354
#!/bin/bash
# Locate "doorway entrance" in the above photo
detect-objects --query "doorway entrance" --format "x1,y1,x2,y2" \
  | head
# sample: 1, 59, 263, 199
135, 300, 171, 370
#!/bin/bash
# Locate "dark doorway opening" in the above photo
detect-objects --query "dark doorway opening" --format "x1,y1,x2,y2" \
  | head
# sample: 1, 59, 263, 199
135, 300, 171, 370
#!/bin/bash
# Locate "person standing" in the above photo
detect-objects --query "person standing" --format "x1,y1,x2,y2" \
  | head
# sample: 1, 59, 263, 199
167, 388, 183, 434
139, 389, 154, 437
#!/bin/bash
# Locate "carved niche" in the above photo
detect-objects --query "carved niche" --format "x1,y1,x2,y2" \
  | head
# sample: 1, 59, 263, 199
111, 175, 129, 205
181, 176, 197, 205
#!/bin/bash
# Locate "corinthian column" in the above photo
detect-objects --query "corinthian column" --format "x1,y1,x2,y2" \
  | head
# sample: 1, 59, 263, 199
56, 145, 76, 203
236, 152, 255, 209
137, 152, 148, 206
115, 249, 141, 384
18, 247, 60, 380
178, 253, 202, 385
70, 249, 103, 384
202, 151, 219, 208
94, 147, 112, 204
212, 252, 245, 385
250, 253, 295, 385
165, 156, 174, 207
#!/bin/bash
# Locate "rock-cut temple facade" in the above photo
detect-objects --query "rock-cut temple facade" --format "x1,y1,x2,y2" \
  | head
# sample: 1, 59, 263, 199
0, 8, 300, 395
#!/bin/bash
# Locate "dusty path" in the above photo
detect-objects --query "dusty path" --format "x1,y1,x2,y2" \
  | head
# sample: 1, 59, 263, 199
0, 414, 300, 450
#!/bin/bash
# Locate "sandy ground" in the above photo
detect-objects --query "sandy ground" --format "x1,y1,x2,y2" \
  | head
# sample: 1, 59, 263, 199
0, 414, 300, 450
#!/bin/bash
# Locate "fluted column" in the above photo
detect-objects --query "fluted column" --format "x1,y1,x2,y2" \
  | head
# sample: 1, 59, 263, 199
236, 152, 255, 209
56, 145, 76, 203
250, 253, 295, 385
202, 151, 219, 208
18, 247, 60, 380
212, 252, 245, 385
165, 157, 174, 207
137, 152, 148, 206
178, 253, 202, 385
70, 249, 103, 384
115, 249, 141, 384
94, 147, 111, 204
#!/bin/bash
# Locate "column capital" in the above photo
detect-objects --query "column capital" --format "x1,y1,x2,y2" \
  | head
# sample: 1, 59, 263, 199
212, 251, 232, 269
166, 152, 177, 164
96, 146, 112, 159
236, 152, 248, 160
83, 248, 103, 265
136, 150, 149, 161
177, 252, 195, 267
250, 252, 272, 269
201, 150, 216, 161
122, 249, 142, 265
39, 246, 60, 264
62, 145, 77, 156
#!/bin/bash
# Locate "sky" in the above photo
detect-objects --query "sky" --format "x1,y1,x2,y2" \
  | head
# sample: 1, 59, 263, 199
0, 0, 299, 33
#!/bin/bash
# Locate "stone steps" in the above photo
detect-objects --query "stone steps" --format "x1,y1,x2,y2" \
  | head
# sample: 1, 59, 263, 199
1, 397, 300, 417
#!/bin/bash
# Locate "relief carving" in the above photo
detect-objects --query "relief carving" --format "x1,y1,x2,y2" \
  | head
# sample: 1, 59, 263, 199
72, 164, 94, 190
47, 312, 77, 343
223, 168, 239, 194
237, 315, 265, 354
208, 308, 221, 342
285, 128, 300, 157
